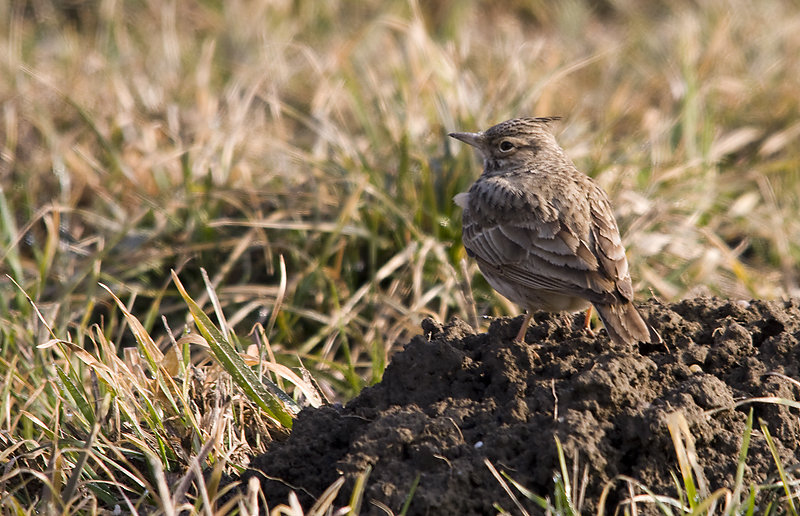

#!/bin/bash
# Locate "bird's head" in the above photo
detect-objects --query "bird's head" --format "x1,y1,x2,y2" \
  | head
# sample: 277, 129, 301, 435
449, 117, 563, 174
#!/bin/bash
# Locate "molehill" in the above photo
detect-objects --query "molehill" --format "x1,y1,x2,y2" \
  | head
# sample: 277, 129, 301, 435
240, 297, 800, 514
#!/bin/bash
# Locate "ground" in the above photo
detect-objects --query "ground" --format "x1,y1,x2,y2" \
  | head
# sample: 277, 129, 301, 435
241, 297, 800, 514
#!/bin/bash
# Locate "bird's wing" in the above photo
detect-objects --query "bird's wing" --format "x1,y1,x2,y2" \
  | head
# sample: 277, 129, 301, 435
587, 192, 635, 301
460, 177, 624, 303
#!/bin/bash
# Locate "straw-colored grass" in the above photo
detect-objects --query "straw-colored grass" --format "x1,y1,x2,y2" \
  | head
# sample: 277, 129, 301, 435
1, 0, 799, 512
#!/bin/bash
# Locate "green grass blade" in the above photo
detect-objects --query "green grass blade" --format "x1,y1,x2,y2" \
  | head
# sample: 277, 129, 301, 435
745, 484, 757, 516
553, 436, 576, 514
55, 364, 95, 426
502, 471, 550, 510
760, 418, 799, 516
398, 474, 421, 516
731, 408, 755, 508
667, 412, 699, 509
171, 270, 298, 428
348, 465, 371, 515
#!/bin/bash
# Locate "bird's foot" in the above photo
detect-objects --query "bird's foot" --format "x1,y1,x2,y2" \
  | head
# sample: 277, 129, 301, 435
514, 337, 541, 361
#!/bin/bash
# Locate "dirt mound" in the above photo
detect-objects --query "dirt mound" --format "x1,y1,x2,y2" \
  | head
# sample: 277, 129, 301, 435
241, 297, 800, 514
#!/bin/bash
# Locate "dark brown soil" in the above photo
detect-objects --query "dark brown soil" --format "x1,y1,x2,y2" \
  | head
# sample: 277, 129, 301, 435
240, 297, 800, 514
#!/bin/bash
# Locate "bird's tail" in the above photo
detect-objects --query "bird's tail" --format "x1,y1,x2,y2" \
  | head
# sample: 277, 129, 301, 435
593, 302, 661, 346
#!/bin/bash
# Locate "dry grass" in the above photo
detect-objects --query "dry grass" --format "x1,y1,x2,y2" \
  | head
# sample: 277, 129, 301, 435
1, 0, 799, 512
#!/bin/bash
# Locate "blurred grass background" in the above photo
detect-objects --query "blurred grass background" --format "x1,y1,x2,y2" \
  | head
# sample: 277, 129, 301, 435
1, 0, 799, 512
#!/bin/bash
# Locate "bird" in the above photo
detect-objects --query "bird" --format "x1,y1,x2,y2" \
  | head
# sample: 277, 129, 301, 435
449, 117, 659, 347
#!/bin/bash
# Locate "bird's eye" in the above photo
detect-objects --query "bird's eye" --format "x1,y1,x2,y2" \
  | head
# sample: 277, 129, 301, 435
498, 140, 514, 152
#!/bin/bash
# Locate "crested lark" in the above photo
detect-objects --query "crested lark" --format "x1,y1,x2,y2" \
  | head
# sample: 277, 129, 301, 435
450, 117, 659, 346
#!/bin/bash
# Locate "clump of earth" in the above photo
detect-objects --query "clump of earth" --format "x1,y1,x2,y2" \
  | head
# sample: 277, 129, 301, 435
240, 297, 800, 514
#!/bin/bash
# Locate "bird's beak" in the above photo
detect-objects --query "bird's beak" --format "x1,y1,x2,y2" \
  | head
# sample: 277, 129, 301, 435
448, 131, 484, 149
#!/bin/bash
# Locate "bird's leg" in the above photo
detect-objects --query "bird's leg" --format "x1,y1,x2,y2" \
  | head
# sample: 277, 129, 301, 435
582, 306, 595, 337
515, 312, 534, 343
515, 312, 541, 360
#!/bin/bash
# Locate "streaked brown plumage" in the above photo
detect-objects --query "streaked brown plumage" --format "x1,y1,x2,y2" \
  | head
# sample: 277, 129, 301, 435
450, 117, 659, 346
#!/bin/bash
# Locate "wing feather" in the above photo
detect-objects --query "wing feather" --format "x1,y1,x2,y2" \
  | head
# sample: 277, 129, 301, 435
459, 174, 632, 305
